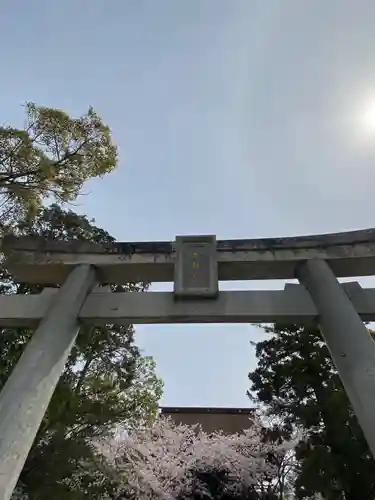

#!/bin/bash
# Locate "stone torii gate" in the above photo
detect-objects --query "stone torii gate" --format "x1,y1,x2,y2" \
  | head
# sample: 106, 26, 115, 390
2, 230, 375, 498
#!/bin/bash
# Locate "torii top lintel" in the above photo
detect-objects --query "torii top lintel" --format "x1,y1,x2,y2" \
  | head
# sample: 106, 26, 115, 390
3, 228, 375, 285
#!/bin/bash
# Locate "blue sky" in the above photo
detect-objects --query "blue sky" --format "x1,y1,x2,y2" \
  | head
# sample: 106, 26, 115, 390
2, 0, 375, 407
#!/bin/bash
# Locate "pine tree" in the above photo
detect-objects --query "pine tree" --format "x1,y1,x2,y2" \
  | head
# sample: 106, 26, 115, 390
0, 103, 117, 227
248, 324, 375, 499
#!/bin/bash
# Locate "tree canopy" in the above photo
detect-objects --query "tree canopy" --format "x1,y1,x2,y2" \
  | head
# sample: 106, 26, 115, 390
0, 103, 117, 227
248, 324, 375, 500
101, 416, 294, 500
1, 205, 163, 500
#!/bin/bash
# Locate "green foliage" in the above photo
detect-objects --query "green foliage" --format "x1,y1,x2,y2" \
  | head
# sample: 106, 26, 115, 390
0, 103, 117, 226
1, 205, 163, 500
248, 324, 375, 500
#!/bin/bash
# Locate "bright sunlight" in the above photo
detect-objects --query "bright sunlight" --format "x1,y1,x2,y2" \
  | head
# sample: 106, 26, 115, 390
345, 96, 375, 150
360, 99, 375, 134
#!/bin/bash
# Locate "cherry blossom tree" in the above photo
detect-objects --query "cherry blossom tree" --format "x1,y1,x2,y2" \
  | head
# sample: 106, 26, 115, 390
101, 417, 295, 500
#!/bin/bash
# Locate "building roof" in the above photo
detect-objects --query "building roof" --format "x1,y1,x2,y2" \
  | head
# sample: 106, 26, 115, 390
160, 407, 255, 434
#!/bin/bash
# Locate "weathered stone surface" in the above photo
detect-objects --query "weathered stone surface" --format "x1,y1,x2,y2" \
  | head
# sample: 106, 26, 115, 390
4, 228, 375, 284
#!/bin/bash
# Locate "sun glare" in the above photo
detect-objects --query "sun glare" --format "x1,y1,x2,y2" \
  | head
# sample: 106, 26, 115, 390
359, 99, 375, 136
